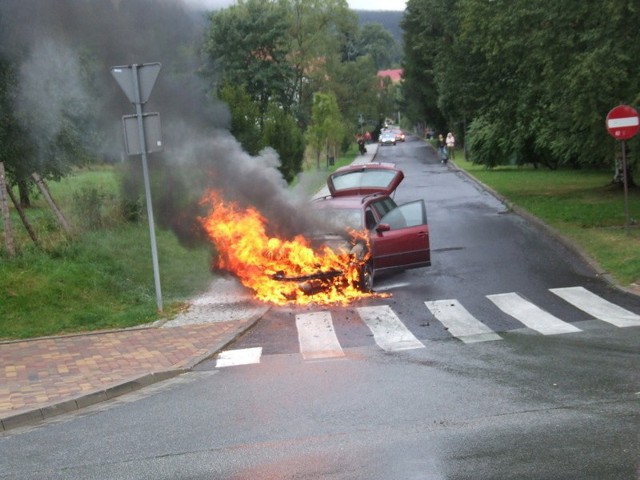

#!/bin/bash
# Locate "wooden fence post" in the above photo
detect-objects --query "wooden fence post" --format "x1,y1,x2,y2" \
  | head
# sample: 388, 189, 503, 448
0, 162, 16, 256
31, 172, 72, 234
6, 183, 39, 247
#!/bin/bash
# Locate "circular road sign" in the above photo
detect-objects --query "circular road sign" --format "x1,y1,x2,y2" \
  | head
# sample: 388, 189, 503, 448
606, 104, 639, 140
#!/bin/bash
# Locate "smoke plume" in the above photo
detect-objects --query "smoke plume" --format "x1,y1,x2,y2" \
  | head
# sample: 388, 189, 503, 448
0, 0, 317, 245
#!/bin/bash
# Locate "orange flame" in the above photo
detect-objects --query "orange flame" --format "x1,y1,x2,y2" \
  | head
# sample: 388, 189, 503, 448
198, 190, 379, 305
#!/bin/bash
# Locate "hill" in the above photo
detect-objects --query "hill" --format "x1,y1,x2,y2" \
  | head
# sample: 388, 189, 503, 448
355, 10, 404, 44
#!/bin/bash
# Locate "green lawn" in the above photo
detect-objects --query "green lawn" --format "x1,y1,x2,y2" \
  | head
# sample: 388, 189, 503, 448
454, 156, 640, 286
0, 165, 214, 339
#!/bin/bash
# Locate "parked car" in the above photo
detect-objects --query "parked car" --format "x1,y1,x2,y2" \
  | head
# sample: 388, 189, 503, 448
275, 163, 431, 293
379, 131, 396, 146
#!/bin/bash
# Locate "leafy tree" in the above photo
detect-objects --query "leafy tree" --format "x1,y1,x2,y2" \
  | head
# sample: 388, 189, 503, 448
401, 0, 447, 134
356, 23, 399, 70
203, 0, 295, 118
262, 104, 305, 183
218, 82, 263, 155
283, 0, 359, 126
305, 92, 345, 169
402, 0, 640, 174
324, 55, 379, 133
0, 58, 35, 206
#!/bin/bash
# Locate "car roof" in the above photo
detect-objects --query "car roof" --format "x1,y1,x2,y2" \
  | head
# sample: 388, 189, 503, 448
326, 163, 404, 197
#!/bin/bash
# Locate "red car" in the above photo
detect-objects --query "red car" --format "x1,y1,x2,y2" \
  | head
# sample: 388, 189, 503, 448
308, 163, 431, 291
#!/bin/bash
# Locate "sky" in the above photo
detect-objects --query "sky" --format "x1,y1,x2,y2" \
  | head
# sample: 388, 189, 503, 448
184, 0, 407, 11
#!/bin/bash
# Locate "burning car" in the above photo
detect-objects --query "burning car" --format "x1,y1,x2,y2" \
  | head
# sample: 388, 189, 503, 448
198, 164, 430, 305
276, 163, 431, 294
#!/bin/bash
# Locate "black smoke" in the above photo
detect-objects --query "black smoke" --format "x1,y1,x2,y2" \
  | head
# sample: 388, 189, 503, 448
0, 0, 317, 246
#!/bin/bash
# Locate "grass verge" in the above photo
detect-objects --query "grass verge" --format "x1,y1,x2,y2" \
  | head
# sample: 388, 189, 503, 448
453, 155, 640, 287
0, 165, 214, 340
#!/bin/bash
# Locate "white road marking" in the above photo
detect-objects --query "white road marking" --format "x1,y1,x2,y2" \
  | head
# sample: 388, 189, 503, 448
216, 347, 262, 368
487, 292, 582, 335
550, 286, 640, 327
357, 305, 426, 351
296, 311, 345, 360
425, 299, 502, 343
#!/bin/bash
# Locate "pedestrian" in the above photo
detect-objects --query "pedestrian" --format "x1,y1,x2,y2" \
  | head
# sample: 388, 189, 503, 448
446, 132, 456, 160
437, 134, 448, 164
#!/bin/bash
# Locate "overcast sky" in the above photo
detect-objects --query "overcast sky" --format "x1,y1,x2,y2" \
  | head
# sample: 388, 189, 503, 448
184, 0, 406, 11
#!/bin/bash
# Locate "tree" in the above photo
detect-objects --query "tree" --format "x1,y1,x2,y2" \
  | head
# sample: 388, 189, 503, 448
356, 23, 399, 70
262, 104, 305, 183
0, 58, 35, 207
218, 82, 263, 155
203, 0, 295, 118
402, 0, 640, 173
283, 0, 359, 127
324, 55, 379, 133
401, 0, 448, 134
305, 92, 345, 169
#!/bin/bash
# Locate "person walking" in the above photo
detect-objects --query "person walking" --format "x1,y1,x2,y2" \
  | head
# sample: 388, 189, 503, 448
446, 132, 456, 160
437, 134, 448, 164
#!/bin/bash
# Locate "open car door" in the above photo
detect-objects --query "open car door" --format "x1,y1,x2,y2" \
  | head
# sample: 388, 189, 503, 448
370, 200, 431, 271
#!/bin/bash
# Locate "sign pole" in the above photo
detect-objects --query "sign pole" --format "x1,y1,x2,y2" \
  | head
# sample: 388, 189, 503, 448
620, 140, 630, 233
606, 104, 639, 234
131, 64, 163, 312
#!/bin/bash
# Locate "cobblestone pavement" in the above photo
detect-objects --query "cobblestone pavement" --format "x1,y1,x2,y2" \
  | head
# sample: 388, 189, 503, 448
0, 277, 268, 432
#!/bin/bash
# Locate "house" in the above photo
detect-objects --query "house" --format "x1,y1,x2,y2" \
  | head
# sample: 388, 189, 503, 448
376, 69, 403, 84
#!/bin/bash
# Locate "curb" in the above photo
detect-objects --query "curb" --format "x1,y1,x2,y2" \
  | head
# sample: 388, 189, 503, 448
0, 314, 263, 432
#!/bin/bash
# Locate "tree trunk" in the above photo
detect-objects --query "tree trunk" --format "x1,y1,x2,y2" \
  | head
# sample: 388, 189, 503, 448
31, 172, 72, 234
0, 162, 16, 256
18, 179, 31, 208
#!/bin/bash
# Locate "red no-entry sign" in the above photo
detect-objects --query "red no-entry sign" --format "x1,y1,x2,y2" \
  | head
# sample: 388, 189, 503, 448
606, 105, 639, 140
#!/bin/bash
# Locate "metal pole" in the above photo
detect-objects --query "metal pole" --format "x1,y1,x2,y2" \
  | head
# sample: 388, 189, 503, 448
621, 140, 630, 234
132, 64, 163, 312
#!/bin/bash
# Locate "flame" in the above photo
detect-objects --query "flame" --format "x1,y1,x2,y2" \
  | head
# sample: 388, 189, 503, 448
198, 190, 381, 305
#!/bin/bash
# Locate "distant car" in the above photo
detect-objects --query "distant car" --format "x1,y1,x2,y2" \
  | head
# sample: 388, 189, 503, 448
379, 131, 396, 146
274, 163, 431, 293
393, 129, 406, 142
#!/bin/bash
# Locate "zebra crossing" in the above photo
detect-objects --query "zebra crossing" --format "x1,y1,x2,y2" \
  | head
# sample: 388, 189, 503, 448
215, 286, 640, 368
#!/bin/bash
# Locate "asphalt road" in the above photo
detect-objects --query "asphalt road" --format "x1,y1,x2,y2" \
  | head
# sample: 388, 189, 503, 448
1, 135, 638, 479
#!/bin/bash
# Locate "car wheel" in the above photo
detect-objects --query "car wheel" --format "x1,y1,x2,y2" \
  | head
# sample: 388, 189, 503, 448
357, 261, 374, 293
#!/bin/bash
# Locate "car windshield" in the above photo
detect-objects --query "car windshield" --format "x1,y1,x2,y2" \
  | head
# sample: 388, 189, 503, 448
314, 206, 363, 232
331, 169, 397, 191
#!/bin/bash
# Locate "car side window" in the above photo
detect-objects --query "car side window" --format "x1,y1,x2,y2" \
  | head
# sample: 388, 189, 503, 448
379, 201, 426, 230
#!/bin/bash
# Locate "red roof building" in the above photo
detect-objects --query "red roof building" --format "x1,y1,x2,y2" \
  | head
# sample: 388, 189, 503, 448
377, 69, 403, 83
